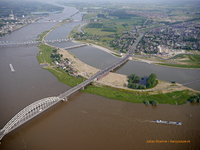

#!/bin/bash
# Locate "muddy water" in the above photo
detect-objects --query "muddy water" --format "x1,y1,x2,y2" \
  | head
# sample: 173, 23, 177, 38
0, 92, 200, 150
0, 3, 200, 150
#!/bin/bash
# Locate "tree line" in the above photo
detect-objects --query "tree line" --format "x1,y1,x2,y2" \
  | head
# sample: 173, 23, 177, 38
127, 73, 157, 89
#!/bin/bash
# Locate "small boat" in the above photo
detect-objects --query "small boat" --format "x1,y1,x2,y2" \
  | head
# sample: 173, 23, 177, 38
155, 120, 182, 125
9, 64, 15, 72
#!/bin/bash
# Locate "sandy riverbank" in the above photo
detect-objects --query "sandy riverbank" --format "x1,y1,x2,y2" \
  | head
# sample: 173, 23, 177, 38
71, 40, 122, 57
44, 29, 199, 94
58, 48, 129, 88
57, 45, 199, 94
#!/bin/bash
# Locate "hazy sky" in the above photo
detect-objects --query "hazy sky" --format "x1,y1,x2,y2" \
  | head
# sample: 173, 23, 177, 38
0, 0, 199, 2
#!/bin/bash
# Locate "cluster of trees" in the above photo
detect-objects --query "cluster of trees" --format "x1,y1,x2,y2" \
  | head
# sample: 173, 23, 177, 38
87, 23, 103, 28
146, 73, 157, 88
122, 23, 129, 27
127, 73, 157, 90
128, 74, 140, 83
73, 32, 85, 38
127, 74, 146, 89
109, 11, 138, 19
128, 83, 146, 89
183, 37, 197, 42
144, 100, 158, 106
101, 28, 117, 32
97, 14, 106, 18
190, 95, 200, 103
50, 49, 63, 62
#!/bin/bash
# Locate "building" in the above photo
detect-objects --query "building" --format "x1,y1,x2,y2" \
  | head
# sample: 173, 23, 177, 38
9, 10, 14, 20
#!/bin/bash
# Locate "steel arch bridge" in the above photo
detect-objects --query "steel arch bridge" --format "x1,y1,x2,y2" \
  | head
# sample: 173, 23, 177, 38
0, 97, 65, 141
0, 32, 144, 142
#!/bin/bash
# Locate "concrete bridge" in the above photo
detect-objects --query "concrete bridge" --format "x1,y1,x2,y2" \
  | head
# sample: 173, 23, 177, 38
64, 44, 88, 50
0, 39, 70, 47
0, 33, 144, 142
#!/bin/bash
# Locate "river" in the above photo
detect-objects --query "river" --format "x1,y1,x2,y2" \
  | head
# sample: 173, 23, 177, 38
0, 3, 199, 150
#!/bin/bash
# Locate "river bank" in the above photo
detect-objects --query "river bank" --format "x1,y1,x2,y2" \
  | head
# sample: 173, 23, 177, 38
36, 40, 199, 106
34, 9, 200, 105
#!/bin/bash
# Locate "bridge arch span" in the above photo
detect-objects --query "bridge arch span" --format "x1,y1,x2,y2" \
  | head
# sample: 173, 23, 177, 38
0, 97, 63, 141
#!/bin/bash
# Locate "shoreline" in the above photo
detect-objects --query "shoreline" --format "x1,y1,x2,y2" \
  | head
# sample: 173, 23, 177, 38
71, 38, 200, 69
45, 41, 199, 95
36, 17, 199, 105
71, 40, 122, 58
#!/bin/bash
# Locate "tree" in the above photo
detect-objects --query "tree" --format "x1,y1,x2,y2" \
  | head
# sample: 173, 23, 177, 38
128, 74, 140, 83
190, 98, 197, 103
144, 100, 150, 105
146, 73, 157, 88
152, 100, 158, 106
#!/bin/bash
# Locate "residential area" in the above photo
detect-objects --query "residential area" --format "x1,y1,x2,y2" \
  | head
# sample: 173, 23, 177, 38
0, 11, 46, 37
136, 22, 200, 57
51, 48, 79, 77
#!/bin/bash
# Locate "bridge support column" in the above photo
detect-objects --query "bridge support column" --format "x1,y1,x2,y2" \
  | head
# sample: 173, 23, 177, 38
62, 97, 68, 101
82, 86, 85, 90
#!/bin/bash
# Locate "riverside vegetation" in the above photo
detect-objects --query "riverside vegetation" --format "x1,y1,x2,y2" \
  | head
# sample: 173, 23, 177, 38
36, 29, 200, 106
127, 73, 157, 89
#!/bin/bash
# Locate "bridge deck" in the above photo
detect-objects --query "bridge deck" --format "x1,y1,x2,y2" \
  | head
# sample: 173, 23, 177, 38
0, 32, 144, 141
0, 39, 70, 47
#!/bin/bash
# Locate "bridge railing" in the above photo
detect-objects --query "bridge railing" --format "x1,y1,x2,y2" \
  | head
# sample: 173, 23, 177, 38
0, 32, 144, 142
0, 97, 63, 141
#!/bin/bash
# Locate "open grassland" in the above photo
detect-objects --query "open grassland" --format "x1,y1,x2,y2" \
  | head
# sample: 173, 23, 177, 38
111, 17, 146, 26
158, 54, 200, 68
45, 68, 85, 87
36, 19, 198, 105
37, 44, 54, 66
83, 13, 98, 19
36, 43, 197, 105
36, 30, 50, 41
158, 63, 200, 68
84, 28, 116, 36
83, 85, 193, 105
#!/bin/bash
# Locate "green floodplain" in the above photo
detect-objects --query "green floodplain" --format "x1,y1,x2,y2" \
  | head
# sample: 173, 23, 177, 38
36, 42, 199, 106
36, 1, 200, 105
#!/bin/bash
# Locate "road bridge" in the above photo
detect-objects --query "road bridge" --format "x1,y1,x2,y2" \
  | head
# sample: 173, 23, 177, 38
64, 44, 88, 50
0, 39, 70, 47
0, 33, 144, 142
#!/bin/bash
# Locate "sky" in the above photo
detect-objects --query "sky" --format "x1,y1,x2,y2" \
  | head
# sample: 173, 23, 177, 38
0, 0, 199, 2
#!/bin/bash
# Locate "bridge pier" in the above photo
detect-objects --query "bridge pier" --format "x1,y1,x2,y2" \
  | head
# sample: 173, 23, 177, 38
62, 97, 68, 101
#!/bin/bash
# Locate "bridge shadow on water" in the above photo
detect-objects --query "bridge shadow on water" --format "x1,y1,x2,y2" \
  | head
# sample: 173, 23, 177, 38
110, 60, 148, 85
111, 60, 129, 73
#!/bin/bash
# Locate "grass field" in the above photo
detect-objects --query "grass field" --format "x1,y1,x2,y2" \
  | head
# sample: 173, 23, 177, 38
84, 28, 116, 36
36, 30, 49, 41
36, 44, 54, 65
83, 85, 192, 105
83, 13, 98, 19
45, 68, 85, 87
158, 54, 200, 68
158, 63, 200, 68
36, 28, 198, 106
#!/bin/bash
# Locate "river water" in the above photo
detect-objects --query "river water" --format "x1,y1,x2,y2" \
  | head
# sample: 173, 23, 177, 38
0, 3, 200, 150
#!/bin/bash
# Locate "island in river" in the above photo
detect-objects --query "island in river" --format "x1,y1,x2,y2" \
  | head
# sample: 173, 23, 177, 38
37, 26, 200, 105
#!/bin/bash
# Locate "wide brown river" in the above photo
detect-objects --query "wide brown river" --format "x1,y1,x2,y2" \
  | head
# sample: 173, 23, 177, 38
0, 3, 200, 150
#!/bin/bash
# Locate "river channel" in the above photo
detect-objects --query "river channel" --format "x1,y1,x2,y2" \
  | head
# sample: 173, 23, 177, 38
0, 3, 199, 150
